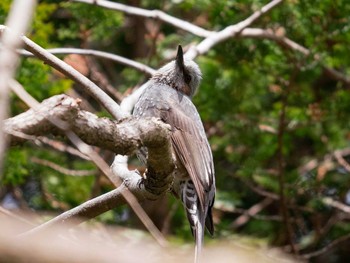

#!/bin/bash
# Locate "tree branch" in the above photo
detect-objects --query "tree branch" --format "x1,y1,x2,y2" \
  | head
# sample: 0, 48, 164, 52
72, 0, 350, 87
72, 0, 213, 38
19, 48, 156, 76
5, 93, 174, 243
31, 157, 96, 176
185, 0, 284, 59
4, 94, 172, 156
301, 233, 350, 259
0, 25, 126, 121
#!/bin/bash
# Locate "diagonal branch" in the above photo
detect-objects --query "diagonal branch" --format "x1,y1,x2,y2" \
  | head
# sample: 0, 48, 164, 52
185, 0, 284, 59
4, 93, 174, 242
19, 48, 156, 76
31, 157, 96, 176
72, 0, 350, 86
0, 25, 126, 121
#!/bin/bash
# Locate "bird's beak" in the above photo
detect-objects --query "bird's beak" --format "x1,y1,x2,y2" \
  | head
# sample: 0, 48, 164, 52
176, 45, 185, 73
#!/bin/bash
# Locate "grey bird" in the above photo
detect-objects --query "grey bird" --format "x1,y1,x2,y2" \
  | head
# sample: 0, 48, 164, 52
133, 45, 215, 262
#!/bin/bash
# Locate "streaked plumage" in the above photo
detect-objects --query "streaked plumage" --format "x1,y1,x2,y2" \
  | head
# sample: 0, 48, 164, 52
133, 45, 215, 262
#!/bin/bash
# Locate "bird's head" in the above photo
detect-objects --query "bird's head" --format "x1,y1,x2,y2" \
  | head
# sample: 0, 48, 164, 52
152, 45, 202, 98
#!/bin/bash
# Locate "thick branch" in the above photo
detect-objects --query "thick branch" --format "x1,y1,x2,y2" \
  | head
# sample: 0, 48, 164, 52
4, 94, 171, 156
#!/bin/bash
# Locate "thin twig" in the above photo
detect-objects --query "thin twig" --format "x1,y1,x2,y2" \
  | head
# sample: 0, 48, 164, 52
230, 198, 275, 229
276, 68, 298, 254
186, 0, 284, 59
31, 157, 96, 176
72, 0, 350, 86
72, 0, 213, 38
301, 233, 350, 259
19, 48, 155, 76
323, 198, 350, 214
36, 136, 90, 160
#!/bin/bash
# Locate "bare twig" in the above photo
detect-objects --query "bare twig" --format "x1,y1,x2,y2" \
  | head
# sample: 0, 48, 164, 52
72, 0, 213, 38
19, 48, 156, 76
31, 157, 96, 176
301, 233, 350, 259
239, 28, 310, 56
186, 0, 284, 59
5, 127, 90, 160
36, 136, 90, 160
72, 0, 350, 86
0, 0, 36, 178
230, 198, 275, 229
276, 68, 299, 254
334, 150, 350, 173
298, 147, 350, 176
323, 198, 350, 214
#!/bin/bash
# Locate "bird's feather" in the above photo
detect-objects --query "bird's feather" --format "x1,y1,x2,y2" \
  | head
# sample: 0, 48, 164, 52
134, 80, 215, 263
134, 82, 214, 208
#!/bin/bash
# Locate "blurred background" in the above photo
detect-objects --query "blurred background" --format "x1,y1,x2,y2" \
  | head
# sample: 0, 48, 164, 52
1, 0, 350, 262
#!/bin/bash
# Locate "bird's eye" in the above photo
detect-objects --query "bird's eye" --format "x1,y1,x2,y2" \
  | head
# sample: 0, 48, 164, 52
184, 74, 191, 84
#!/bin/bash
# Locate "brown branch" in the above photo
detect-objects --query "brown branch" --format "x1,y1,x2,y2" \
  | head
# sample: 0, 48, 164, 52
276, 68, 299, 254
31, 157, 96, 176
19, 47, 156, 76
36, 136, 90, 160
301, 233, 350, 259
19, 186, 128, 236
230, 198, 275, 229
239, 28, 310, 56
298, 147, 350, 176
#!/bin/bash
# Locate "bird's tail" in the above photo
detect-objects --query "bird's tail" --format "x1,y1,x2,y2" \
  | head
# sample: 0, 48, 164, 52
180, 180, 206, 263
194, 216, 205, 263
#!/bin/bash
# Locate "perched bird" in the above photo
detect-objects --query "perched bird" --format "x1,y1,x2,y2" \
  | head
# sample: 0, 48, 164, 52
133, 45, 215, 262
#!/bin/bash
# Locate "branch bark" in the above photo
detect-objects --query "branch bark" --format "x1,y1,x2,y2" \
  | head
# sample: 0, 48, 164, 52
4, 94, 171, 157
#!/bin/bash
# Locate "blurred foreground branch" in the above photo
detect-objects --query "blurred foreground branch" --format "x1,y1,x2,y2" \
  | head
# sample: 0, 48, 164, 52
0, 0, 36, 177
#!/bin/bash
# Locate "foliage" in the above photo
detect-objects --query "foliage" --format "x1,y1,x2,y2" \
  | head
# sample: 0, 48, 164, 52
2, 0, 350, 262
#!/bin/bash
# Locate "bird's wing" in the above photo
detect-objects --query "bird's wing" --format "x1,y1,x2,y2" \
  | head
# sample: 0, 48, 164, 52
167, 107, 214, 208
133, 83, 214, 208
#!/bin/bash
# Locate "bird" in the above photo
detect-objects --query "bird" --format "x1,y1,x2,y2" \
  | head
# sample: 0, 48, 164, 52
133, 45, 215, 262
